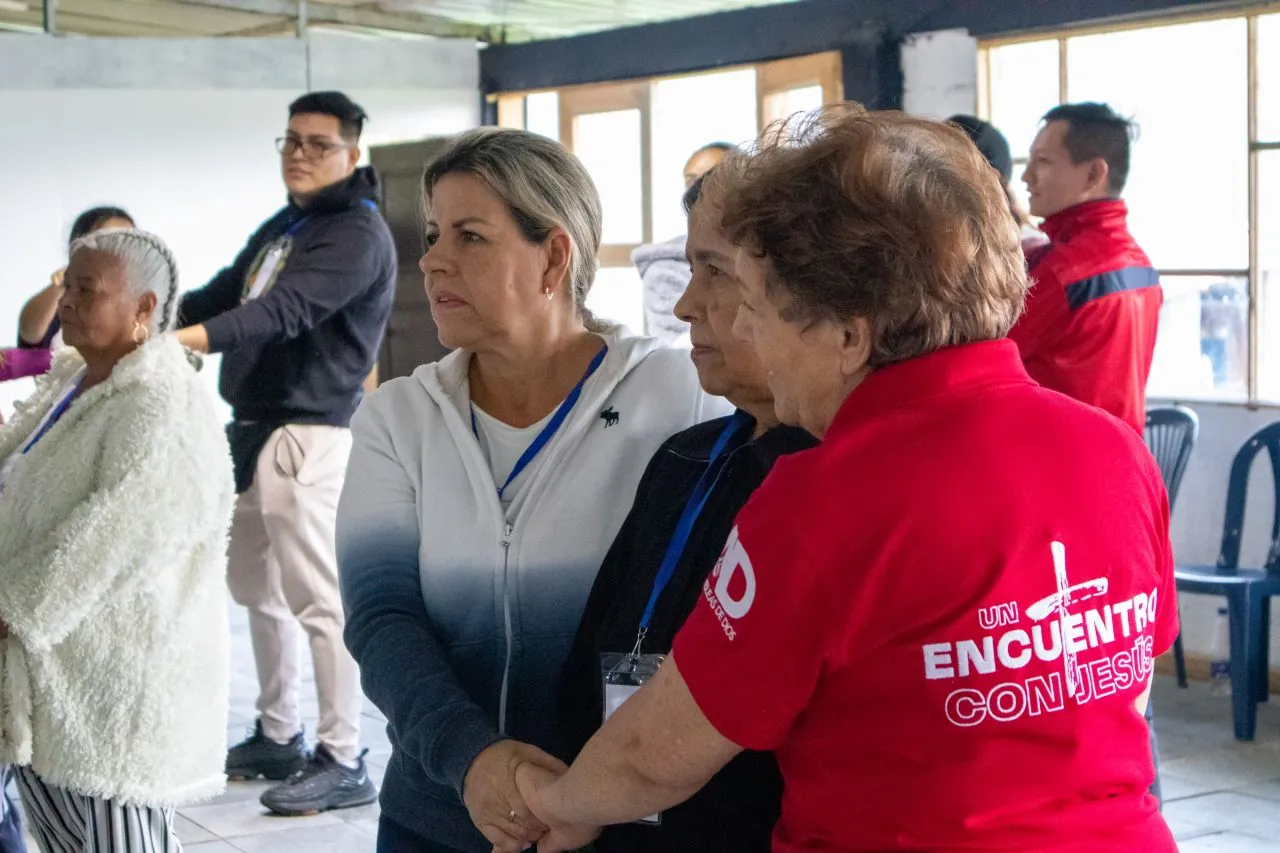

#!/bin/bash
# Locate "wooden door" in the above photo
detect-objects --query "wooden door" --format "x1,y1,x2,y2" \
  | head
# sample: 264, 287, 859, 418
370, 137, 452, 384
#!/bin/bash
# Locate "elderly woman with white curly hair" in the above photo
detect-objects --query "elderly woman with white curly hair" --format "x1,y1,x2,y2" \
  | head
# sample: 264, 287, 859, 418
0, 228, 235, 853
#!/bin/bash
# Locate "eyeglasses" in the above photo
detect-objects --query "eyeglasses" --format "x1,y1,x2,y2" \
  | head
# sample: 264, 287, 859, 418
276, 136, 350, 161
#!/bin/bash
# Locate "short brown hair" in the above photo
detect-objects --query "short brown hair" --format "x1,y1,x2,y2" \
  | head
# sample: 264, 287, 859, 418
721, 104, 1029, 368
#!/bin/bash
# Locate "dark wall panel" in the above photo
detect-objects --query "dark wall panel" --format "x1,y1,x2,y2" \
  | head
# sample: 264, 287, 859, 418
481, 0, 1231, 112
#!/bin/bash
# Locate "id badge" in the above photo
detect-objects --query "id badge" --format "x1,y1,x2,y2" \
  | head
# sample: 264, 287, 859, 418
601, 652, 665, 826
245, 241, 288, 302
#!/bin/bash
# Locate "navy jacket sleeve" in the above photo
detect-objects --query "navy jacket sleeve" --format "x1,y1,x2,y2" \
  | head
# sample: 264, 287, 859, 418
337, 399, 502, 797
201, 215, 383, 354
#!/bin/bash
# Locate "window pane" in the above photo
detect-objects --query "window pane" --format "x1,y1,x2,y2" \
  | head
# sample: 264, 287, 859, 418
1258, 14, 1280, 142
763, 85, 823, 125
650, 69, 758, 242
525, 92, 560, 143
573, 109, 643, 244
586, 265, 645, 332
1257, 152, 1280, 401
1147, 275, 1248, 402
986, 40, 1060, 159
1067, 19, 1248, 270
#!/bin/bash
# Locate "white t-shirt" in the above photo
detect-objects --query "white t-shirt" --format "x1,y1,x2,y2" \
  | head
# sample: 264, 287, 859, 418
470, 404, 556, 513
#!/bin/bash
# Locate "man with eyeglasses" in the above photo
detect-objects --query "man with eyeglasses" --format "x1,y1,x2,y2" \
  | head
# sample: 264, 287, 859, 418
175, 90, 395, 816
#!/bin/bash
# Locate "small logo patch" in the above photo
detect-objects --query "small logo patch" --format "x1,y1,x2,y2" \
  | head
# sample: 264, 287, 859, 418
600, 407, 620, 429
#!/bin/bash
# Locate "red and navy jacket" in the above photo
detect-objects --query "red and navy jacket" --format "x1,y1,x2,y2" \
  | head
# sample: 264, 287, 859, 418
1008, 199, 1161, 434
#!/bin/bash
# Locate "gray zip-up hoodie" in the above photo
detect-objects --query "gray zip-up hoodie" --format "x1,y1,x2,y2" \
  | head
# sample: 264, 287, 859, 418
337, 328, 728, 851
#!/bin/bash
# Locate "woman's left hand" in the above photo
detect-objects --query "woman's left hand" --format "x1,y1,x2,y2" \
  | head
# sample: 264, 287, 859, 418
514, 762, 601, 853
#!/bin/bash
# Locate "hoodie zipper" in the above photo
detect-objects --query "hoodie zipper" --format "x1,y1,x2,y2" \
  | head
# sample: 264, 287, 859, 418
498, 521, 514, 735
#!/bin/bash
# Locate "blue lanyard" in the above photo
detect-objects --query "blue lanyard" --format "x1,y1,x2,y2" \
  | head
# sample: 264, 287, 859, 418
282, 198, 377, 239
636, 412, 749, 638
23, 381, 81, 455
472, 344, 608, 501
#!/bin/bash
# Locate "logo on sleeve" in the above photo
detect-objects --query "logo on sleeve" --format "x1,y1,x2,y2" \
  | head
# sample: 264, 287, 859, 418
702, 526, 757, 640
599, 407, 620, 428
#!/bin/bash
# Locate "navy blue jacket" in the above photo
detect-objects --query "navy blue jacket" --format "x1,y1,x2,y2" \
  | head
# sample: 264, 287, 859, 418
179, 166, 395, 429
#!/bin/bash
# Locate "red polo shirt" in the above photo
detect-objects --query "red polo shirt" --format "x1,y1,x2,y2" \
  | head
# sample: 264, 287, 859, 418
674, 340, 1177, 853
1008, 199, 1162, 434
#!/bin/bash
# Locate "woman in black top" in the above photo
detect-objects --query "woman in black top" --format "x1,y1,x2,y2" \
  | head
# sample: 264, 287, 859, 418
558, 165, 816, 852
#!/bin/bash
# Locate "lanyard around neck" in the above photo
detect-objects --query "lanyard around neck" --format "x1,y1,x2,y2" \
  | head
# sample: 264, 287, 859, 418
635, 411, 750, 645
283, 198, 377, 239
472, 344, 608, 501
23, 375, 83, 455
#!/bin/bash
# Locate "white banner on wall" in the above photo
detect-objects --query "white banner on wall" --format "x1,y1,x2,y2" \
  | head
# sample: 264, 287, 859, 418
901, 28, 979, 119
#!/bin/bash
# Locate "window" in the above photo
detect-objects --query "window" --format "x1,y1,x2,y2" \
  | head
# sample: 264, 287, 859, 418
493, 52, 842, 332
982, 14, 1268, 404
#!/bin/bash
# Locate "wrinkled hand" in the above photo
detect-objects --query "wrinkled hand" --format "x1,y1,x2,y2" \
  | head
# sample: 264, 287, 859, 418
464, 740, 567, 853
514, 762, 601, 853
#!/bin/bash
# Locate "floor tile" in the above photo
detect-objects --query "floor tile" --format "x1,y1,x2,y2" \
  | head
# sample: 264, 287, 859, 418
227, 822, 377, 852
1160, 743, 1280, 789
185, 843, 243, 853
176, 813, 218, 844
1232, 777, 1280, 802
333, 803, 381, 825
196, 779, 276, 807
181, 800, 344, 839
1162, 793, 1280, 841
1162, 772, 1219, 802
1178, 832, 1280, 852
350, 818, 380, 836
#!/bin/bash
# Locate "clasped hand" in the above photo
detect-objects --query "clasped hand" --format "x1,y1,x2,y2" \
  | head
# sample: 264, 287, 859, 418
463, 740, 567, 853
513, 761, 600, 853
465, 740, 602, 853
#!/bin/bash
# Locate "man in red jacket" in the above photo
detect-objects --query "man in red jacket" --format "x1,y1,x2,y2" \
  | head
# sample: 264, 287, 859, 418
1011, 102, 1161, 434
1016, 101, 1167, 806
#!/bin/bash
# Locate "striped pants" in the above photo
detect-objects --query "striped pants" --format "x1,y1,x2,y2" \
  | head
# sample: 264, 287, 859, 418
13, 768, 182, 853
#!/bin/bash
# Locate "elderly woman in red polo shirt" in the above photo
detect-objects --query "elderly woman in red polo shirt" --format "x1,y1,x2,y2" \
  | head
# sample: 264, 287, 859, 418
514, 105, 1178, 853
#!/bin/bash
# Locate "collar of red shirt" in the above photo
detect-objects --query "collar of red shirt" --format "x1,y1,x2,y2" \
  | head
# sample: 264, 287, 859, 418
825, 340, 1034, 439
1040, 198, 1130, 243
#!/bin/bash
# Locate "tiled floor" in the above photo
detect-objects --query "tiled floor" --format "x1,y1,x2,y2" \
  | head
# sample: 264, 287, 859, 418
11, 604, 1280, 851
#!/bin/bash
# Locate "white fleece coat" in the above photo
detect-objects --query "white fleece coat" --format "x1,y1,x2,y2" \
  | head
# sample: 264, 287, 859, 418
0, 339, 234, 807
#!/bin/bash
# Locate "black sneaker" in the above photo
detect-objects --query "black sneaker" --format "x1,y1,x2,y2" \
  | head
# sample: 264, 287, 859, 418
259, 744, 378, 817
226, 720, 308, 782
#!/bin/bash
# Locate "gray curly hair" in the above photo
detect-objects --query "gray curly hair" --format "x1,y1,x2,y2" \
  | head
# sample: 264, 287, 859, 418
70, 228, 180, 335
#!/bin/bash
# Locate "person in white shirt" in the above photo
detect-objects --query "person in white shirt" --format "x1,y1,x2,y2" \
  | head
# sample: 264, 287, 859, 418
632, 142, 733, 345
337, 127, 727, 853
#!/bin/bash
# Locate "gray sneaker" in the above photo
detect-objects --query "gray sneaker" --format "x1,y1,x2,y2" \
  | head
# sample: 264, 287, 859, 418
226, 720, 308, 782
259, 744, 378, 817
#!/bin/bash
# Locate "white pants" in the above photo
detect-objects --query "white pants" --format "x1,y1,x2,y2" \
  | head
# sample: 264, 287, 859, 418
14, 768, 181, 853
226, 425, 361, 761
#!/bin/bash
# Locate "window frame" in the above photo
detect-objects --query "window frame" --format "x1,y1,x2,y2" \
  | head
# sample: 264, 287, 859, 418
490, 52, 843, 333
979, 12, 1271, 406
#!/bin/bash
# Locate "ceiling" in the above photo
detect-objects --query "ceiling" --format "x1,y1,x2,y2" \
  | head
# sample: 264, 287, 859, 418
0, 0, 802, 41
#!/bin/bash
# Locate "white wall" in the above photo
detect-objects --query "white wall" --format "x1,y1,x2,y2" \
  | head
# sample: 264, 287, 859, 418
0, 31, 479, 416
1151, 400, 1280, 658
900, 28, 978, 119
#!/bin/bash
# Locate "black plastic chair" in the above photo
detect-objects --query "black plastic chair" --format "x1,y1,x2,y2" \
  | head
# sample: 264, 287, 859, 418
1174, 420, 1280, 741
1144, 407, 1199, 688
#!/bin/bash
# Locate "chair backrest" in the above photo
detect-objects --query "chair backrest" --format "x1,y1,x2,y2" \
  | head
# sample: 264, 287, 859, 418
1144, 406, 1199, 511
1216, 420, 1280, 572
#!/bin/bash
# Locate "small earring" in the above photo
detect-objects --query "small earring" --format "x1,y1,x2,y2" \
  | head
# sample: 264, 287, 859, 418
544, 287, 554, 301
132, 321, 149, 346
